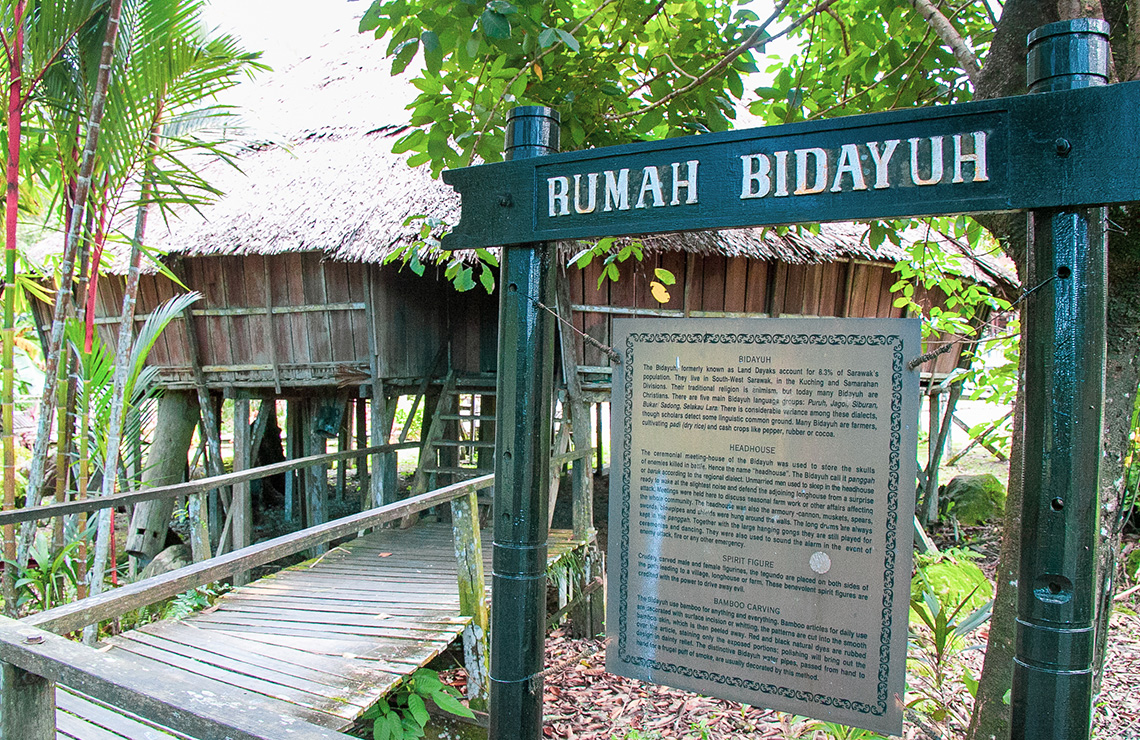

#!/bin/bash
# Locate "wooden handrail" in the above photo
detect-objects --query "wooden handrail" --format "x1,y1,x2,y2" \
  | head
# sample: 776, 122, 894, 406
0, 441, 420, 527
0, 616, 353, 740
24, 474, 495, 635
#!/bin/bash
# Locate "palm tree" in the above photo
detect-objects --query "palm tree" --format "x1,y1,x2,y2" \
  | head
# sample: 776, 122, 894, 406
0, 1, 260, 610
2, 0, 104, 614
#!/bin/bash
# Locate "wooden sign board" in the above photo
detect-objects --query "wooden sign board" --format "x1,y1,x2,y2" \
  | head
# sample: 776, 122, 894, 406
607, 317, 920, 735
442, 81, 1140, 250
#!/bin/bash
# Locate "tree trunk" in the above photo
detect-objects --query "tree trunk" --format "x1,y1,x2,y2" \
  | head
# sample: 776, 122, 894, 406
123, 391, 200, 563
1090, 204, 1140, 690
965, 3, 1140, 735
967, 358, 1027, 740
85, 113, 160, 644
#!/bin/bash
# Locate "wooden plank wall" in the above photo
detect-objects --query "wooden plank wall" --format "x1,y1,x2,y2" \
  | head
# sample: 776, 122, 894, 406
85, 254, 496, 390
72, 250, 964, 390
564, 254, 957, 371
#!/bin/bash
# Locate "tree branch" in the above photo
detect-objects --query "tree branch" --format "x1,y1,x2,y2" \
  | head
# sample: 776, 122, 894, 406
806, 27, 935, 120
1126, 0, 1140, 79
909, 0, 982, 88
605, 0, 826, 123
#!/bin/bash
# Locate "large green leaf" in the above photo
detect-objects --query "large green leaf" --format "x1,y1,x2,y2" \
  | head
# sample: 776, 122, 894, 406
480, 10, 511, 39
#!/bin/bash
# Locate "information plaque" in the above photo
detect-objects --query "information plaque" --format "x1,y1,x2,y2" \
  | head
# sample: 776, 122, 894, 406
607, 318, 920, 734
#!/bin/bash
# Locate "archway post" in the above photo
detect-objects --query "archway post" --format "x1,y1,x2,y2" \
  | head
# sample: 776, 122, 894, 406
1012, 19, 1110, 740
489, 106, 560, 740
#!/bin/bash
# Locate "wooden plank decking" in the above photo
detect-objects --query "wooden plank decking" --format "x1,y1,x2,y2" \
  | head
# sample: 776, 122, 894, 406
55, 524, 586, 739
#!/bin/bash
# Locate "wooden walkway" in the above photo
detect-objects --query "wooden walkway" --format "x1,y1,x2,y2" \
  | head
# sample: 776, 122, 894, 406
54, 524, 587, 739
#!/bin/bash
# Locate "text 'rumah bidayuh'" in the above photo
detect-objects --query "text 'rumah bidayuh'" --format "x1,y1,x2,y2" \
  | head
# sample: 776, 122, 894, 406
543, 131, 990, 219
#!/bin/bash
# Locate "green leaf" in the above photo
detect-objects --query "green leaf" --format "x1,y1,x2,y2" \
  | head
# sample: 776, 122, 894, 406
421, 31, 443, 74
411, 669, 444, 694
554, 28, 580, 52
372, 711, 391, 740
430, 690, 476, 719
654, 268, 676, 286
391, 39, 420, 74
359, 1, 386, 32
454, 267, 476, 291
385, 711, 404, 740
479, 263, 496, 293
487, 0, 517, 14
480, 10, 512, 39
538, 27, 558, 48
475, 248, 499, 268
406, 694, 430, 728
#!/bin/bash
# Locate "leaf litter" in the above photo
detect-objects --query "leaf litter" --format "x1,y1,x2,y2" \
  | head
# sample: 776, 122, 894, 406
440, 608, 1140, 739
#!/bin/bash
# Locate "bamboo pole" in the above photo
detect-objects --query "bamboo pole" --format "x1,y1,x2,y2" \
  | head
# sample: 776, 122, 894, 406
1, 0, 26, 616
19, 0, 125, 570
86, 99, 156, 644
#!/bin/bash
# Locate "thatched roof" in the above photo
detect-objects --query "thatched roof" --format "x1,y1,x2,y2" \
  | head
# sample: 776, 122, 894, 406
140, 24, 1016, 292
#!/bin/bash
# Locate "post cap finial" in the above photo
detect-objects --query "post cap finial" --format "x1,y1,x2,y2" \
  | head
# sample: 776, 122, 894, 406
1027, 19, 1110, 93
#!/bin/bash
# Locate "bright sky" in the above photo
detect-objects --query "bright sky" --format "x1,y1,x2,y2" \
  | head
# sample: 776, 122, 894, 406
200, 0, 366, 69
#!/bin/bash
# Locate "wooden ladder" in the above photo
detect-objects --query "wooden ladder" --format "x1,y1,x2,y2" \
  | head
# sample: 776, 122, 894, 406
411, 374, 498, 495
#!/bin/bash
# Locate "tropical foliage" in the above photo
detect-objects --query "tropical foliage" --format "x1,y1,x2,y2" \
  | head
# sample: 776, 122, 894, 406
0, 0, 261, 617
359, 0, 766, 175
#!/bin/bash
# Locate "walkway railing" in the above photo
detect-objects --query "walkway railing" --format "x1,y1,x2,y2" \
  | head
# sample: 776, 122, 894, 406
0, 440, 595, 740
0, 440, 494, 740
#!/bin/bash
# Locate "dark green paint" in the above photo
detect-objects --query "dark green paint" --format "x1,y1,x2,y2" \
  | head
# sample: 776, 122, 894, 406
443, 80, 1140, 250
489, 106, 559, 740
1012, 19, 1107, 740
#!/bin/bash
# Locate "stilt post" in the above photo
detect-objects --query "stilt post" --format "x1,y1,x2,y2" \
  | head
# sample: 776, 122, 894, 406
1, 662, 54, 740
232, 398, 251, 584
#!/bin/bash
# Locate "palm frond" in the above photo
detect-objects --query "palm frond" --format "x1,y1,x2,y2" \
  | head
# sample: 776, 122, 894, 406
125, 289, 198, 396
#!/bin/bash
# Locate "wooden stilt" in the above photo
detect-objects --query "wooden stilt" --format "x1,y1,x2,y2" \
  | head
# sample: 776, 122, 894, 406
923, 383, 962, 524
556, 268, 594, 541
547, 413, 571, 529
285, 399, 300, 524
124, 392, 200, 565
369, 384, 399, 510
924, 389, 942, 524
594, 402, 604, 474
355, 397, 368, 483
451, 488, 489, 708
369, 390, 383, 510
477, 394, 495, 472
306, 398, 329, 557
232, 398, 252, 585
336, 399, 350, 501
